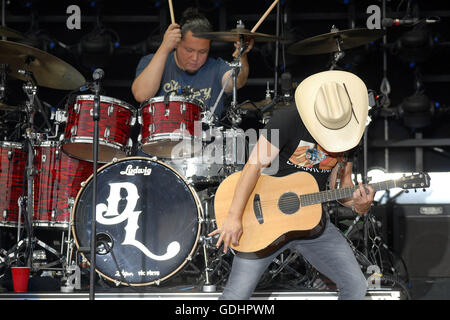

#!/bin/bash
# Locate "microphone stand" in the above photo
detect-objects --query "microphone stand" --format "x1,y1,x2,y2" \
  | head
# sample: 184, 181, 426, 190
273, 0, 280, 98
89, 77, 101, 300
77, 72, 102, 300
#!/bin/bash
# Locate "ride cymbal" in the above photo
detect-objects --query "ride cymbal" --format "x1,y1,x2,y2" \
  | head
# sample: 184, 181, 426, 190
0, 40, 86, 90
194, 28, 284, 42
287, 28, 385, 55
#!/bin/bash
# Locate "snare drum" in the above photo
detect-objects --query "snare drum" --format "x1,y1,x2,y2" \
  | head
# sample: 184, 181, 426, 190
166, 127, 246, 187
33, 141, 93, 228
72, 157, 203, 286
0, 142, 27, 227
63, 95, 135, 163
138, 96, 203, 159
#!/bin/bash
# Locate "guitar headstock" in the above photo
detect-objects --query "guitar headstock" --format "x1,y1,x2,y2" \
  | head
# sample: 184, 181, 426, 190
396, 172, 431, 190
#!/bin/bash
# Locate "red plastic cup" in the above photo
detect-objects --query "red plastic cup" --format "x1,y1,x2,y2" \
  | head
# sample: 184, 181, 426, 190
11, 267, 30, 293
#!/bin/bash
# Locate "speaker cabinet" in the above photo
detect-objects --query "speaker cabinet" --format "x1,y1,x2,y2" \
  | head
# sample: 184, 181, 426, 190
393, 204, 450, 278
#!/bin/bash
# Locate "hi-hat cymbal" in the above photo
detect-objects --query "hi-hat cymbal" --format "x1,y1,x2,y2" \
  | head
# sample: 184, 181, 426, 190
0, 102, 25, 112
0, 26, 26, 39
0, 40, 86, 90
239, 98, 289, 112
194, 28, 284, 42
287, 28, 385, 55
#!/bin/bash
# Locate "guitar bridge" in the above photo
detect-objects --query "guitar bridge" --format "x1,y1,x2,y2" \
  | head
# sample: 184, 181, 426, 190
253, 194, 264, 224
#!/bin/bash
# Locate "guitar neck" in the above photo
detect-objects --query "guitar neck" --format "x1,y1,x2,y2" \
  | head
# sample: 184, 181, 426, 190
300, 180, 397, 207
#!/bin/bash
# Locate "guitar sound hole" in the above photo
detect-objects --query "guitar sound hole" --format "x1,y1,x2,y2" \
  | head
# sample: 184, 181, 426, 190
278, 192, 300, 215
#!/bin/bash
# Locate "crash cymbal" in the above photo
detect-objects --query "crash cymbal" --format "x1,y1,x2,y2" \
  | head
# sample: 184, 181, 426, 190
287, 28, 385, 55
0, 26, 26, 40
0, 40, 86, 90
194, 28, 284, 42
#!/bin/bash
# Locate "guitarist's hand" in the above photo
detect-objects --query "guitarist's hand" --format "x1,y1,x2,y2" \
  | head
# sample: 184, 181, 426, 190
352, 183, 375, 214
208, 215, 243, 253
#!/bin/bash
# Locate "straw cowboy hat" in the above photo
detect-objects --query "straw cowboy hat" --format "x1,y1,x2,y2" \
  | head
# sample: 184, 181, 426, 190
295, 70, 369, 152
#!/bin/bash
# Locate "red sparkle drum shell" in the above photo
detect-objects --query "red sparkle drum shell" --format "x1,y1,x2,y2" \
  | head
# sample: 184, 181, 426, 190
33, 141, 93, 228
138, 96, 204, 159
72, 157, 203, 286
63, 95, 135, 163
0, 142, 27, 227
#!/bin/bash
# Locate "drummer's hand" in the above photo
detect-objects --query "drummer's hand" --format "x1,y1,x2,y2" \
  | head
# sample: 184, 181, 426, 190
208, 215, 243, 254
160, 23, 182, 54
232, 38, 254, 58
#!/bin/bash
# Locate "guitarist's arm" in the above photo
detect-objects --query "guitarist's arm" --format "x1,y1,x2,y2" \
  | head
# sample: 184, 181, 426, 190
208, 135, 280, 253
330, 162, 375, 215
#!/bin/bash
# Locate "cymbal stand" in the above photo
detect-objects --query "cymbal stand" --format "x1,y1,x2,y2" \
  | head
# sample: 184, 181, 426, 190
0, 63, 8, 101
19, 68, 54, 136
13, 69, 60, 271
198, 191, 216, 292
212, 21, 249, 127
329, 26, 345, 70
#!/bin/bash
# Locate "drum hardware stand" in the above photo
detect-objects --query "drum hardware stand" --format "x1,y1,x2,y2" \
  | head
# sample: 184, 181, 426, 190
19, 69, 54, 136
328, 26, 346, 71
15, 69, 58, 271
212, 20, 251, 127
76, 68, 105, 300
0, 63, 9, 101
198, 194, 217, 292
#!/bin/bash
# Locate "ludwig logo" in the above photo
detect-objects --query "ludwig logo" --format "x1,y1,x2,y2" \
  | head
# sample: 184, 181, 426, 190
120, 165, 152, 176
96, 182, 180, 261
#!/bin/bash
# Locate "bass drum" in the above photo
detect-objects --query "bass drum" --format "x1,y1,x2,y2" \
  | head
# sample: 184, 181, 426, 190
72, 157, 203, 286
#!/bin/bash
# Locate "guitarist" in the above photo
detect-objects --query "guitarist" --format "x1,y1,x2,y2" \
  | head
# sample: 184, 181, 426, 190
209, 70, 376, 300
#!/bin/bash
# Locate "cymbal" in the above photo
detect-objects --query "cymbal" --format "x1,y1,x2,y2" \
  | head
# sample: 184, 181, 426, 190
287, 28, 385, 55
0, 102, 24, 112
194, 28, 284, 42
0, 40, 86, 90
0, 26, 26, 39
239, 98, 289, 112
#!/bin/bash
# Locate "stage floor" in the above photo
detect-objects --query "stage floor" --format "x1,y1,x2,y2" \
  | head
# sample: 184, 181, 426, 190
0, 288, 402, 300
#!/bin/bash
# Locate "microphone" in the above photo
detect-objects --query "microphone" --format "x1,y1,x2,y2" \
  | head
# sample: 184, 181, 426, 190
92, 68, 104, 95
177, 86, 199, 96
382, 17, 439, 27
92, 68, 105, 81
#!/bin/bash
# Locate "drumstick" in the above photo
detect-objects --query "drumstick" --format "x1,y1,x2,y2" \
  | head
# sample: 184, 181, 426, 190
251, 0, 279, 33
168, 0, 175, 24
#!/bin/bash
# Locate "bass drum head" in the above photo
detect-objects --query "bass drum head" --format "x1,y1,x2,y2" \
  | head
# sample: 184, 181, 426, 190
72, 157, 202, 286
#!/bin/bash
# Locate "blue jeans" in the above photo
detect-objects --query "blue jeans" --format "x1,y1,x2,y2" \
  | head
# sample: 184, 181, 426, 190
220, 214, 367, 300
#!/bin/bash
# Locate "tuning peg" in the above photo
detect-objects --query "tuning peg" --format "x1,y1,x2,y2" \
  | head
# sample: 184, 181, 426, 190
405, 190, 409, 193
423, 188, 427, 192
415, 189, 417, 192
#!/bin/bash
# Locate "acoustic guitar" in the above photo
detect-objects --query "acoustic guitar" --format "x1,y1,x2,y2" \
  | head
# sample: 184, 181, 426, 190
214, 171, 430, 258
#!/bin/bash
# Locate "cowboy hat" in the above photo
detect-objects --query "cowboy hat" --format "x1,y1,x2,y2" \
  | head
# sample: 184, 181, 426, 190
295, 70, 368, 152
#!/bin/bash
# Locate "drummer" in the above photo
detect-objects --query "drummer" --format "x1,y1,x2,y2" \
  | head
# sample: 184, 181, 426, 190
131, 7, 253, 118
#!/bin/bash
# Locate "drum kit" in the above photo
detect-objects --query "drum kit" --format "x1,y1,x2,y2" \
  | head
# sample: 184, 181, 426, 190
0, 18, 385, 292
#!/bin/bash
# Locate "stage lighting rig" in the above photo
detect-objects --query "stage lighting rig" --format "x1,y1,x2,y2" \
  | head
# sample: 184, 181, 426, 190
77, 17, 120, 69
393, 26, 435, 63
398, 93, 434, 129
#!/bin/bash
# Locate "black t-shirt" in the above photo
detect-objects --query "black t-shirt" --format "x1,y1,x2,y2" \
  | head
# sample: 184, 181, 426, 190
262, 103, 347, 191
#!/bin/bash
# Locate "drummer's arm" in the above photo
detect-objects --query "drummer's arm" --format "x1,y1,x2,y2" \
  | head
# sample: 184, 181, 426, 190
222, 39, 253, 93
131, 50, 169, 102
132, 23, 181, 102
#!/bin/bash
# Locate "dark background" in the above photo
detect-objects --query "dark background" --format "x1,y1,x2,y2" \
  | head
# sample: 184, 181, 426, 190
1, 0, 450, 173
